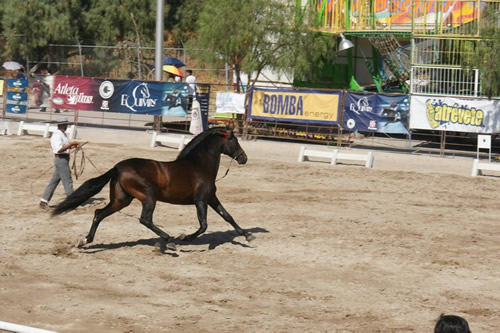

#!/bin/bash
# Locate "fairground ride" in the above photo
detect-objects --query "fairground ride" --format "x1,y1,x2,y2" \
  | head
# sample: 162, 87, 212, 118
298, 0, 499, 99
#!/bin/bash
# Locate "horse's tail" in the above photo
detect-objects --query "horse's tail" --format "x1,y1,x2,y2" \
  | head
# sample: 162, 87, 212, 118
51, 167, 117, 216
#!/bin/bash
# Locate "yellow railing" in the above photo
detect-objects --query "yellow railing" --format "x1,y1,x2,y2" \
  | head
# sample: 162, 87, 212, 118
310, 0, 498, 36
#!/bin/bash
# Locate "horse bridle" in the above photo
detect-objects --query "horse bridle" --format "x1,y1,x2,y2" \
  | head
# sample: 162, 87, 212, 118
216, 134, 243, 182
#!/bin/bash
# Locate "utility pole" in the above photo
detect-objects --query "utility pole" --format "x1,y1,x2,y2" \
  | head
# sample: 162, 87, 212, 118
154, 0, 164, 132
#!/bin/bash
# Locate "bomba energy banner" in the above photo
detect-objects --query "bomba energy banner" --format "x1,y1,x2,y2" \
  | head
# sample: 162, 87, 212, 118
410, 95, 500, 133
343, 93, 409, 134
249, 87, 340, 125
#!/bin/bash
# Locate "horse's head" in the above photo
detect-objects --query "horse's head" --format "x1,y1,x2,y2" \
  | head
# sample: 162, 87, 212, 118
220, 130, 247, 165
139, 83, 150, 98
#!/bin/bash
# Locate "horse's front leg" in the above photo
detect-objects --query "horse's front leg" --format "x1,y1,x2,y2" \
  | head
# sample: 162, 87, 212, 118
177, 201, 208, 242
209, 196, 255, 242
139, 200, 177, 251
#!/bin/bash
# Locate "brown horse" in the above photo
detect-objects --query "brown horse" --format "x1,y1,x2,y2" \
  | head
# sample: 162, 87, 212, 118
52, 127, 255, 251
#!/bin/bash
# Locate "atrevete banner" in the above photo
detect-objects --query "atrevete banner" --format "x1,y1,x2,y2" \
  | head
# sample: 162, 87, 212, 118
410, 95, 500, 133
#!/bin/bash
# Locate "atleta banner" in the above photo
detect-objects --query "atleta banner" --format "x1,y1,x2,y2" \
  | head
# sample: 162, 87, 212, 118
248, 87, 341, 125
410, 95, 500, 133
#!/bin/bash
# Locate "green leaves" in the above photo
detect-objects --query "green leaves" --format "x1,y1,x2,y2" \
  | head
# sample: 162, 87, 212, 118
464, 7, 500, 98
194, 0, 335, 90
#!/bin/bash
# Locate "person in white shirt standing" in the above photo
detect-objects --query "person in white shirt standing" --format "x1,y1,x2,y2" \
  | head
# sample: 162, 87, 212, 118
185, 69, 197, 111
39, 117, 81, 210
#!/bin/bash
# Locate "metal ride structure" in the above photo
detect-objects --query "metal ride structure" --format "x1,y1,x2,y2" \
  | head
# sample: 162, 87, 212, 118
308, 0, 499, 96
305, 0, 500, 155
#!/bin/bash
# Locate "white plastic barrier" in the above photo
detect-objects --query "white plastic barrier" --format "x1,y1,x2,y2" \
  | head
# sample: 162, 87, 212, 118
298, 145, 374, 168
471, 159, 500, 177
0, 121, 11, 135
17, 121, 76, 139
150, 132, 192, 150
0, 320, 57, 333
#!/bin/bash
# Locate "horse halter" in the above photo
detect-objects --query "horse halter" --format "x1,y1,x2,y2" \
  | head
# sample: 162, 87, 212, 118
216, 131, 245, 182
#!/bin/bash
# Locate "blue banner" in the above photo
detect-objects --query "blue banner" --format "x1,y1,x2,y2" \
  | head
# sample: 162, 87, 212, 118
6, 104, 27, 114
343, 93, 409, 134
107, 80, 189, 116
7, 91, 28, 102
8, 78, 29, 89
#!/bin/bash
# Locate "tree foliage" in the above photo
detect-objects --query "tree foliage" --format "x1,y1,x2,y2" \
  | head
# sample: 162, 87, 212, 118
0, 0, 182, 72
193, 0, 336, 91
465, 6, 500, 98
2, 0, 91, 60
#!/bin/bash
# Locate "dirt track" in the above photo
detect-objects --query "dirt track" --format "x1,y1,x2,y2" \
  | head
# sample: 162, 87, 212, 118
0, 132, 499, 332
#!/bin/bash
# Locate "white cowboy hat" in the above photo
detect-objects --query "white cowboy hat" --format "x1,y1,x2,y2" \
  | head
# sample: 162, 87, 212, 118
55, 117, 70, 125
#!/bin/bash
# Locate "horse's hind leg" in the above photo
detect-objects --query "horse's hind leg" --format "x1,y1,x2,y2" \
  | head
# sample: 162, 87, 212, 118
79, 182, 133, 247
209, 196, 255, 242
138, 200, 176, 251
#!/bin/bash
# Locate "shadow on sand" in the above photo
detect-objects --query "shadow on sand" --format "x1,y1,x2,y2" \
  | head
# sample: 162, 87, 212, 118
81, 227, 268, 256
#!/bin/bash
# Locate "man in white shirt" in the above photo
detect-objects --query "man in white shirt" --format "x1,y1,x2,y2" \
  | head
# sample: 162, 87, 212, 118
185, 70, 197, 111
39, 117, 81, 209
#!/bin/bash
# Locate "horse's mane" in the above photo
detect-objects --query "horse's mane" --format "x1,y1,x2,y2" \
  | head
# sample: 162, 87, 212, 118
176, 127, 229, 159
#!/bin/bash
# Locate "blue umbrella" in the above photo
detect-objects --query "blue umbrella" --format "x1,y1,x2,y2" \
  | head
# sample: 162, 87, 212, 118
162, 57, 185, 68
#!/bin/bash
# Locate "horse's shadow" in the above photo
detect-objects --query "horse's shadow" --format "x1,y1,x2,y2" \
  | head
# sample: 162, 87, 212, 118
82, 227, 268, 255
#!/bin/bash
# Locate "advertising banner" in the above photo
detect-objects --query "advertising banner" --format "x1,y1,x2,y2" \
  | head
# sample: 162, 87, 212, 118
7, 78, 28, 89
7, 91, 28, 102
216, 92, 246, 114
196, 83, 210, 131
6, 78, 29, 114
158, 82, 189, 116
410, 95, 500, 133
343, 93, 409, 134
249, 88, 341, 125
49, 76, 190, 116
6, 104, 27, 114
51, 76, 99, 110
32, 75, 53, 108
105, 80, 188, 115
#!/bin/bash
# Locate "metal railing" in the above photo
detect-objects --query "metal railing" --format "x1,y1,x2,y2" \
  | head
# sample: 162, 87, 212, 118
410, 65, 480, 96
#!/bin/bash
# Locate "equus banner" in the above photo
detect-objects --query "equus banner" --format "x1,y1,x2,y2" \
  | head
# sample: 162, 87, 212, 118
248, 87, 341, 125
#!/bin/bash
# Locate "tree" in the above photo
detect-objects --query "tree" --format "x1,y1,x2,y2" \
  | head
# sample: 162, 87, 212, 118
465, 6, 500, 98
1, 0, 182, 77
2, 0, 91, 61
192, 0, 336, 92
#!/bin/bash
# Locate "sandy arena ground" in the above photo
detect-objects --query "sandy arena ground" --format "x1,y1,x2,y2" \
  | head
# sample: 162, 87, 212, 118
0, 124, 499, 332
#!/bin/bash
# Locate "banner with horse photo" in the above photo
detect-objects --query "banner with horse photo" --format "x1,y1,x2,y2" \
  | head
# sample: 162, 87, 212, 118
248, 87, 341, 125
108, 80, 188, 116
410, 95, 500, 133
343, 92, 409, 134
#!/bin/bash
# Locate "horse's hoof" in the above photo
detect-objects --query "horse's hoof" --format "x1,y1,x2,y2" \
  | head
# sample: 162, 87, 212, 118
153, 239, 165, 254
176, 233, 187, 241
75, 237, 88, 248
166, 242, 177, 251
245, 233, 256, 242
